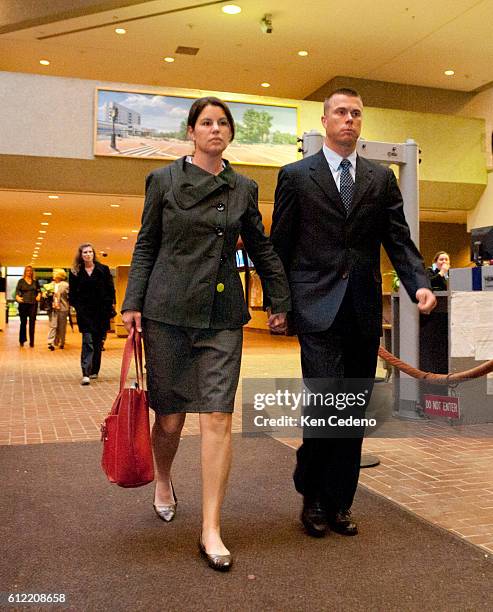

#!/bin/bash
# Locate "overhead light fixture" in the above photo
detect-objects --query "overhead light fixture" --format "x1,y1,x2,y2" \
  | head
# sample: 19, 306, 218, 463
39, 59, 50, 66
35, 242, 42, 246
121, 236, 128, 240
222, 4, 242, 14
48, 195, 59, 199
41, 222, 49, 226
131, 229, 138, 233
39, 230, 47, 234
42, 212, 52, 216
444, 69, 455, 76
260, 82, 271, 88
110, 204, 120, 208
164, 57, 175, 63
298, 50, 308, 57
115, 28, 126, 34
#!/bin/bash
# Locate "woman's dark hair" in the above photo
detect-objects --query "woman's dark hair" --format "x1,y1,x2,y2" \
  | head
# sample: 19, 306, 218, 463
187, 96, 235, 141
72, 242, 98, 275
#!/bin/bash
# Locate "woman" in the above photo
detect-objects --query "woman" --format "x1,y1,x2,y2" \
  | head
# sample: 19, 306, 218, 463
47, 269, 70, 350
122, 97, 290, 572
69, 244, 115, 385
426, 251, 450, 291
15, 265, 40, 347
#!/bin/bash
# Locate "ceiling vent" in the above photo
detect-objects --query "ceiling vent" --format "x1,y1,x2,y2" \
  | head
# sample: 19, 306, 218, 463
175, 46, 199, 55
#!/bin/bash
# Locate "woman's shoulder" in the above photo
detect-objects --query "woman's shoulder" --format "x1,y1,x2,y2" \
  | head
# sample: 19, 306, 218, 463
95, 261, 111, 274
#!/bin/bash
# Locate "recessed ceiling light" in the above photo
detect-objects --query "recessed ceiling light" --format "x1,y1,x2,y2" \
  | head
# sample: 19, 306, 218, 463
261, 82, 271, 88
298, 50, 308, 57
164, 57, 175, 63
110, 204, 120, 208
121, 236, 128, 240
48, 195, 59, 199
222, 4, 242, 14
444, 69, 455, 76
39, 230, 47, 234
131, 229, 138, 233
39, 59, 50, 66
35, 242, 42, 246
42, 212, 52, 216
34, 247, 39, 251
37, 237, 44, 240
115, 28, 126, 34
41, 222, 49, 226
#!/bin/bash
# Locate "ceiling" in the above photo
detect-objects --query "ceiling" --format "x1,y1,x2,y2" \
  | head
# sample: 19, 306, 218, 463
0, 0, 485, 267
2, 0, 493, 97
0, 188, 466, 268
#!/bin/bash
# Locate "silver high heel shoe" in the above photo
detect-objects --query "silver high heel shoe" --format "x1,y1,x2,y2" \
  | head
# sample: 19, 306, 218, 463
153, 481, 177, 522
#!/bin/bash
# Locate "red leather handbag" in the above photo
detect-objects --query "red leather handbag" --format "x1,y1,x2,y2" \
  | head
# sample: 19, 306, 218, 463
101, 328, 154, 487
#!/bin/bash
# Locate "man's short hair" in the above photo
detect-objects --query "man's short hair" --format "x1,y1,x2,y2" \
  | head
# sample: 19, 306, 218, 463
323, 88, 362, 114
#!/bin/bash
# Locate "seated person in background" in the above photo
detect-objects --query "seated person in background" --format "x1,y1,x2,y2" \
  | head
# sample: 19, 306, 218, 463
426, 251, 450, 291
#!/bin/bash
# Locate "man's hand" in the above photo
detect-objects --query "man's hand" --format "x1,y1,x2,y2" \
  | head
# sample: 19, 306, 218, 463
122, 310, 142, 333
268, 311, 287, 333
415, 288, 436, 315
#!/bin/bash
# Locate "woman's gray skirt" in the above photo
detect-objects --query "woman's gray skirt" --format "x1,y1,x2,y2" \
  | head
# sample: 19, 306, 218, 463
142, 319, 243, 415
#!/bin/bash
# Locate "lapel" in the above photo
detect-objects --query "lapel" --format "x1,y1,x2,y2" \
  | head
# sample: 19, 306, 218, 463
309, 150, 346, 215
308, 150, 375, 218
170, 157, 237, 209
348, 155, 374, 218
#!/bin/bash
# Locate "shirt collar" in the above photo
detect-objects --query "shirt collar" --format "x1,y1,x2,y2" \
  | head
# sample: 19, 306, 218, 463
322, 143, 357, 172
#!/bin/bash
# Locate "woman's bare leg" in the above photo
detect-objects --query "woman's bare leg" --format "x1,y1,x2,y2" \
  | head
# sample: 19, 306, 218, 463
153, 413, 186, 504
199, 412, 233, 555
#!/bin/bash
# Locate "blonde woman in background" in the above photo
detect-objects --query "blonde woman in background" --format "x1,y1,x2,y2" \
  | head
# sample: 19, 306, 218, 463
47, 269, 70, 351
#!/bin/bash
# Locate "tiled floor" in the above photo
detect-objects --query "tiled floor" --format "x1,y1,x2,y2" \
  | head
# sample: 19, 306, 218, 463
1, 318, 492, 555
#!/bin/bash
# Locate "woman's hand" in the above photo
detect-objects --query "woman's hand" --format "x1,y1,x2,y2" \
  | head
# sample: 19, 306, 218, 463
122, 310, 142, 333
15, 295, 23, 303
268, 311, 287, 333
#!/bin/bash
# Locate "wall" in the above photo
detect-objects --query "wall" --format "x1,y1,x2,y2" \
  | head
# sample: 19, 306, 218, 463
0, 71, 487, 212
381, 221, 471, 293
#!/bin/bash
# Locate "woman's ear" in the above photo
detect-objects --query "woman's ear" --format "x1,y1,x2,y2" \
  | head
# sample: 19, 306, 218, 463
187, 126, 194, 141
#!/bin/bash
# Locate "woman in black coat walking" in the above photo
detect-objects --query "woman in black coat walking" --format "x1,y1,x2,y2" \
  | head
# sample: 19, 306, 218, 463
69, 244, 115, 385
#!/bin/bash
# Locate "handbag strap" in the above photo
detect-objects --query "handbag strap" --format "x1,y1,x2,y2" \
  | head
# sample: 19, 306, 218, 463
119, 327, 145, 391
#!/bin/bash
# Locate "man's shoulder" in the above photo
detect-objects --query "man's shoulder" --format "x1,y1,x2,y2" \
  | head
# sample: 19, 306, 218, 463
357, 154, 392, 176
280, 154, 318, 176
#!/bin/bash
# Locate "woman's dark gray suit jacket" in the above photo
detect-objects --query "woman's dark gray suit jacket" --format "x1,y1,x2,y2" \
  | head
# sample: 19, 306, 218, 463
122, 157, 291, 328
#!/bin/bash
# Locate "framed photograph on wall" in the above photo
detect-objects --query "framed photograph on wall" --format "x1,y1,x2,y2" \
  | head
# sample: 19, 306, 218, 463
94, 88, 299, 166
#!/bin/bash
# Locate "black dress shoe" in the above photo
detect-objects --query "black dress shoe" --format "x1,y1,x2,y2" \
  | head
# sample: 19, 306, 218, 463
198, 538, 232, 572
301, 499, 329, 538
329, 509, 358, 536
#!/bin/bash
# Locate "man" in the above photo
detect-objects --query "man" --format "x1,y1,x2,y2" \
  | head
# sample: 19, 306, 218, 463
271, 88, 436, 538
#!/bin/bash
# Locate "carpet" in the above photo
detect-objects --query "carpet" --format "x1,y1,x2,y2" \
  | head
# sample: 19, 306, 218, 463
1, 435, 492, 611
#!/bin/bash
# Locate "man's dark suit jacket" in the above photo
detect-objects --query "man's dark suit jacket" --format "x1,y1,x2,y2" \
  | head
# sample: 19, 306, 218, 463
271, 150, 429, 337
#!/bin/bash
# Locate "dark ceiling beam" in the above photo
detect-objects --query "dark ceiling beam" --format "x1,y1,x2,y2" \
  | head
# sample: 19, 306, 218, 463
0, 0, 153, 35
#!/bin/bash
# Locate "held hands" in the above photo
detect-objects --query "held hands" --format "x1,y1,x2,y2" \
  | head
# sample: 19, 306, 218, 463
122, 310, 142, 333
267, 311, 288, 333
415, 288, 437, 315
